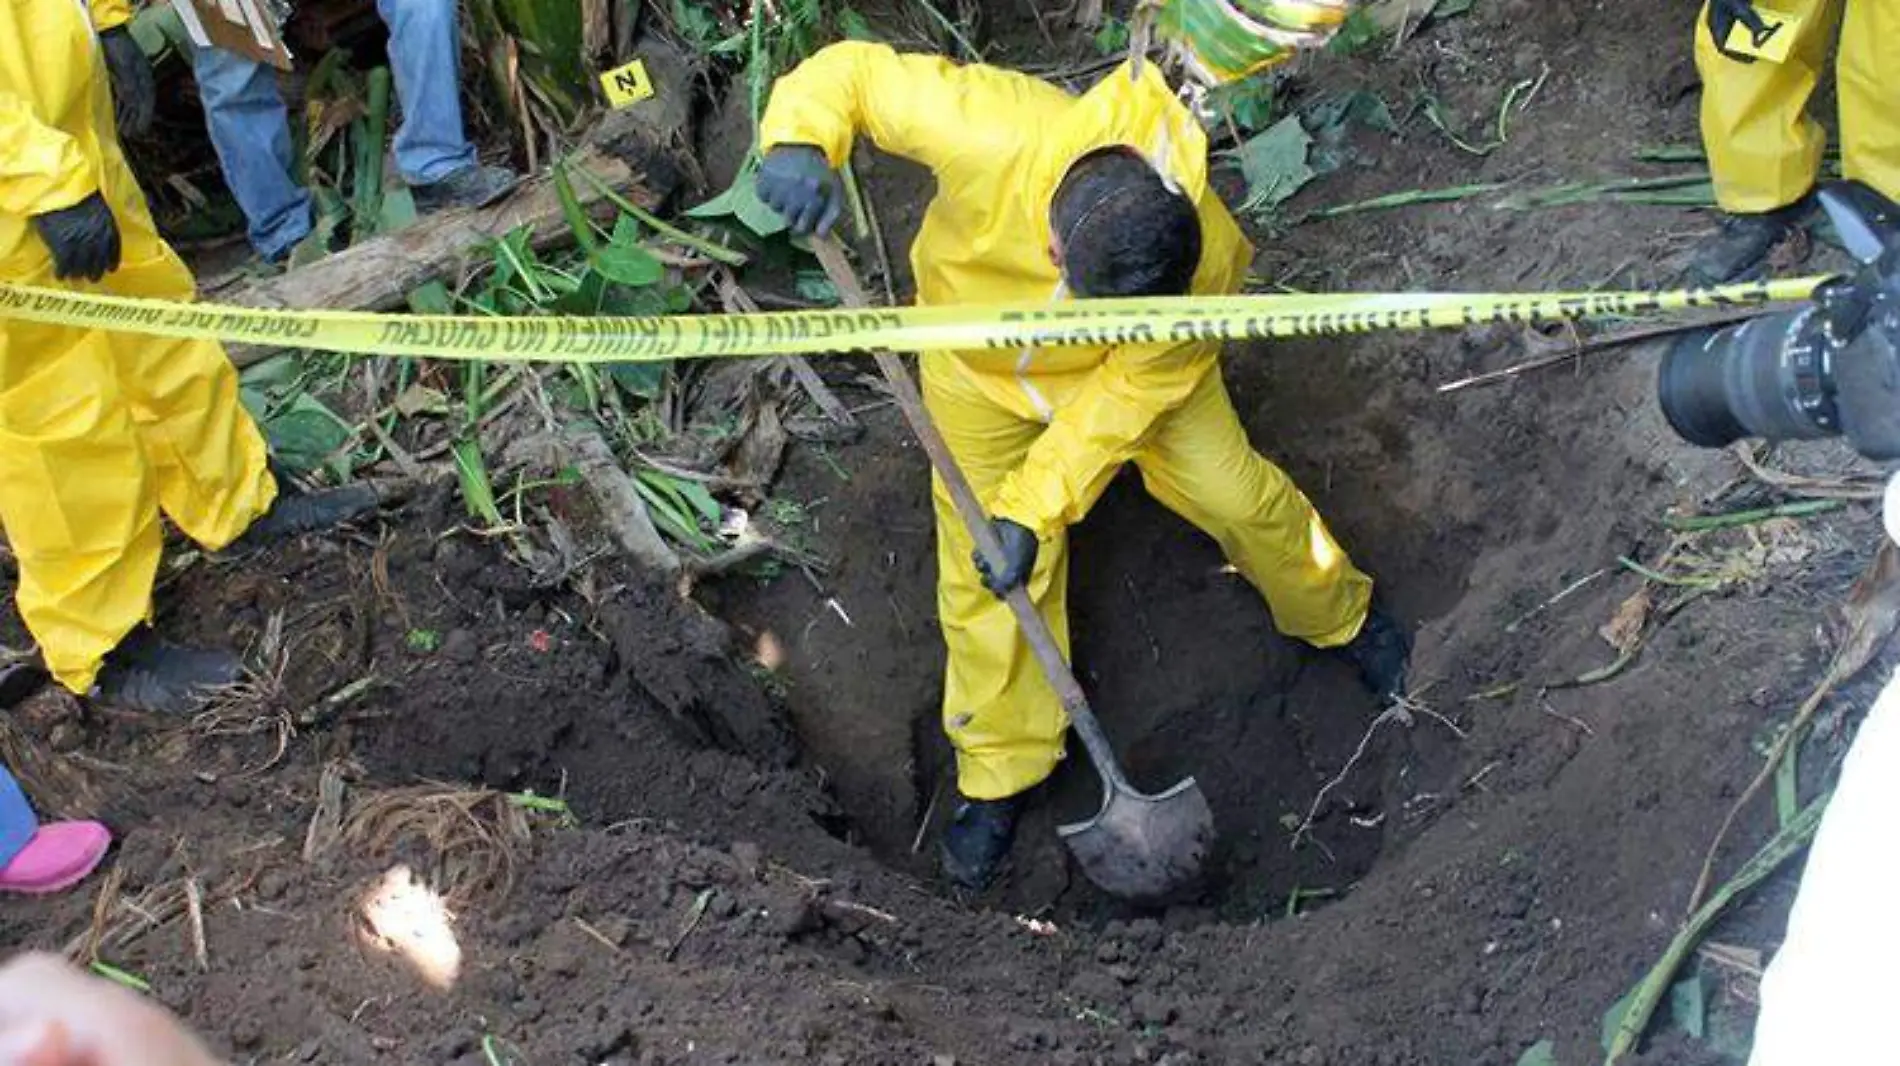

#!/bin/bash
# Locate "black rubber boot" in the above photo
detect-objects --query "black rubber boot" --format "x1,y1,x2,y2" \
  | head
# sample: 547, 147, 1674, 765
1334, 605, 1412, 705
941, 793, 1024, 891
413, 163, 522, 214
1687, 201, 1811, 285
91, 627, 243, 716
232, 481, 381, 548
0, 662, 47, 708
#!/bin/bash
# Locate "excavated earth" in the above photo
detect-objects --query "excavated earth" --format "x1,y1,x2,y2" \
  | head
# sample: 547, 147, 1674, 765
1, 1, 1888, 1063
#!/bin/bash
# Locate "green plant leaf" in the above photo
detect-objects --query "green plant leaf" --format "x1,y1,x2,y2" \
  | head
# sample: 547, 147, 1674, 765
1092, 17, 1129, 55
1433, 0, 1476, 18
591, 243, 665, 287
1515, 1040, 1557, 1066
837, 6, 877, 40
1232, 115, 1317, 213
1306, 90, 1397, 176
795, 270, 839, 305
1326, 6, 1383, 55
1669, 975, 1707, 1041
1600, 991, 1633, 1053
262, 394, 354, 475
1208, 79, 1277, 135
451, 438, 504, 526
686, 159, 788, 238
554, 165, 600, 252
608, 362, 668, 398
672, 0, 722, 47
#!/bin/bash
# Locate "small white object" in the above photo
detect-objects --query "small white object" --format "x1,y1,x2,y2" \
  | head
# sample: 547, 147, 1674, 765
1882, 471, 1900, 548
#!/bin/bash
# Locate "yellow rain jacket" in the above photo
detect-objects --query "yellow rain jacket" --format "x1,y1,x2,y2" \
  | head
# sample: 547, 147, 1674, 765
0, 1, 275, 692
763, 44, 1372, 799
1696, 0, 1900, 212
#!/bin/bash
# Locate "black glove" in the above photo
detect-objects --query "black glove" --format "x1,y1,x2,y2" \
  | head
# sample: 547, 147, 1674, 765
33, 192, 122, 282
1707, 0, 1773, 62
100, 27, 155, 139
973, 519, 1038, 597
756, 145, 845, 236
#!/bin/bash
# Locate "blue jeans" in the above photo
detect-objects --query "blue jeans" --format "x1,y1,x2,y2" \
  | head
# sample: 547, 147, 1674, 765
190, 0, 478, 261
0, 767, 37, 868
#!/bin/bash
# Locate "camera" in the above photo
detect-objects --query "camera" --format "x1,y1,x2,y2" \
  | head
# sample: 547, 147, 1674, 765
1659, 180, 1900, 460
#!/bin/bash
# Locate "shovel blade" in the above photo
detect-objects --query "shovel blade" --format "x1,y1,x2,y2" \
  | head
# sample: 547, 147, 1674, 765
1058, 777, 1214, 902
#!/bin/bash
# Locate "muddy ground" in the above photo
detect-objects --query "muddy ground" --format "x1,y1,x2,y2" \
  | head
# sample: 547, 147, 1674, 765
2, 0, 1892, 1063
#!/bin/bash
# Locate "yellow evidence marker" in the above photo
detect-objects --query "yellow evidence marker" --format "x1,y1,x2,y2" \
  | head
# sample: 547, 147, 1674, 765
600, 58, 655, 108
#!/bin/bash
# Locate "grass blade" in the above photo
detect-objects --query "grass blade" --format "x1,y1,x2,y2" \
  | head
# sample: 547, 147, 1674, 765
89, 961, 152, 994
1303, 182, 1509, 221
1603, 792, 1828, 1063
568, 156, 748, 265
451, 438, 505, 527
1663, 499, 1845, 532
553, 163, 602, 252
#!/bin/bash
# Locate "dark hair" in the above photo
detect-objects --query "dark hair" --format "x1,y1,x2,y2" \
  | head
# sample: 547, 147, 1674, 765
1051, 147, 1203, 298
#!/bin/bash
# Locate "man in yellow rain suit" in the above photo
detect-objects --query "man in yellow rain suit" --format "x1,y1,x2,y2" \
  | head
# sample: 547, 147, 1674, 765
757, 42, 1409, 889
1690, 0, 1899, 283
1, 2, 374, 714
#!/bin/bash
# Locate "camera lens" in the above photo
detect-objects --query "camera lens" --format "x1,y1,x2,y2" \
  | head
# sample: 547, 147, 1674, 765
1658, 309, 1839, 448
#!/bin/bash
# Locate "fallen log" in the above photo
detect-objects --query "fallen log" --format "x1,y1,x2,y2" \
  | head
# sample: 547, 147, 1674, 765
217, 38, 700, 368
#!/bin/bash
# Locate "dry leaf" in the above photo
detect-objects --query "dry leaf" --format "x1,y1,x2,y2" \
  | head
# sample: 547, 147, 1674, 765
1827, 540, 1900, 684
1599, 586, 1653, 654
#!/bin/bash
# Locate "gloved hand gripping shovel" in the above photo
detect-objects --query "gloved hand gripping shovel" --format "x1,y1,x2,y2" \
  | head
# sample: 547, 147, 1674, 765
813, 239, 1214, 901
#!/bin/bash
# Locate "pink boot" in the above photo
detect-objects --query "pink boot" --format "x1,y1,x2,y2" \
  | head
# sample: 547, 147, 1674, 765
0, 822, 111, 895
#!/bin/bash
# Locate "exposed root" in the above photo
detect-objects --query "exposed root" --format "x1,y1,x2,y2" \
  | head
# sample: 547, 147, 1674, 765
1291, 694, 1461, 850
333, 784, 532, 904
191, 610, 295, 775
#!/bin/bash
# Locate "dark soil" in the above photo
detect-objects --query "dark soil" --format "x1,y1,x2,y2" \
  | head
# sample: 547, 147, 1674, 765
2, 1, 1891, 1064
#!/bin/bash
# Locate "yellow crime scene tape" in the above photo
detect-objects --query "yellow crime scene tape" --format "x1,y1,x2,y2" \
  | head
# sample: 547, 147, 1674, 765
0, 276, 1827, 365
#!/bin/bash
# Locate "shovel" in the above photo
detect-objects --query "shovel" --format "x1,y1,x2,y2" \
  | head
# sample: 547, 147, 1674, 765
813, 240, 1214, 901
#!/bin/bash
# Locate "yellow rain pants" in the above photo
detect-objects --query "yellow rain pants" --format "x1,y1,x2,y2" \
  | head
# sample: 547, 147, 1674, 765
1697, 0, 1900, 213
0, 1, 276, 693
763, 43, 1372, 799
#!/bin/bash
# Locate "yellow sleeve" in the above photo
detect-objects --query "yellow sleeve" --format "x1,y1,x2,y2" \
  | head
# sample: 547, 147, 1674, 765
90, 0, 134, 31
759, 41, 1070, 183
0, 92, 97, 218
988, 341, 1218, 537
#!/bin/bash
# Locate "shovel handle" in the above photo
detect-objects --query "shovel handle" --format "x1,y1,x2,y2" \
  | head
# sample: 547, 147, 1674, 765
812, 239, 1131, 792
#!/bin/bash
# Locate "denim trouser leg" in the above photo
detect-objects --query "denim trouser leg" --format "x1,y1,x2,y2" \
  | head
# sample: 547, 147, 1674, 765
190, 43, 312, 261
0, 767, 39, 869
380, 0, 478, 184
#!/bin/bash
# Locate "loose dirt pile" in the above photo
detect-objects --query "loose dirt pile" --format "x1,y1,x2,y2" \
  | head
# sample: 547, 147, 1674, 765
2, 1, 1891, 1064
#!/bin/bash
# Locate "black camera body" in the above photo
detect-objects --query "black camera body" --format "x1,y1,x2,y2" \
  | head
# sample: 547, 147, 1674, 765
1660, 181, 1900, 460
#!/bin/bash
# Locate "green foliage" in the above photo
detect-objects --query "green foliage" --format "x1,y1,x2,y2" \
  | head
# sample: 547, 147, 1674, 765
1230, 115, 1317, 215
406, 629, 442, 652
1093, 17, 1130, 55
634, 471, 722, 553
239, 358, 358, 480
794, 269, 840, 305
686, 156, 789, 238
837, 6, 877, 40
1515, 1041, 1556, 1066
1207, 78, 1277, 135
672, 0, 723, 48
1326, 6, 1384, 56
1305, 90, 1396, 175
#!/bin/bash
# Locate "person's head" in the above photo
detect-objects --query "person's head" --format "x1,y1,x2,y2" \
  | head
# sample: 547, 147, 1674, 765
1049, 147, 1202, 298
